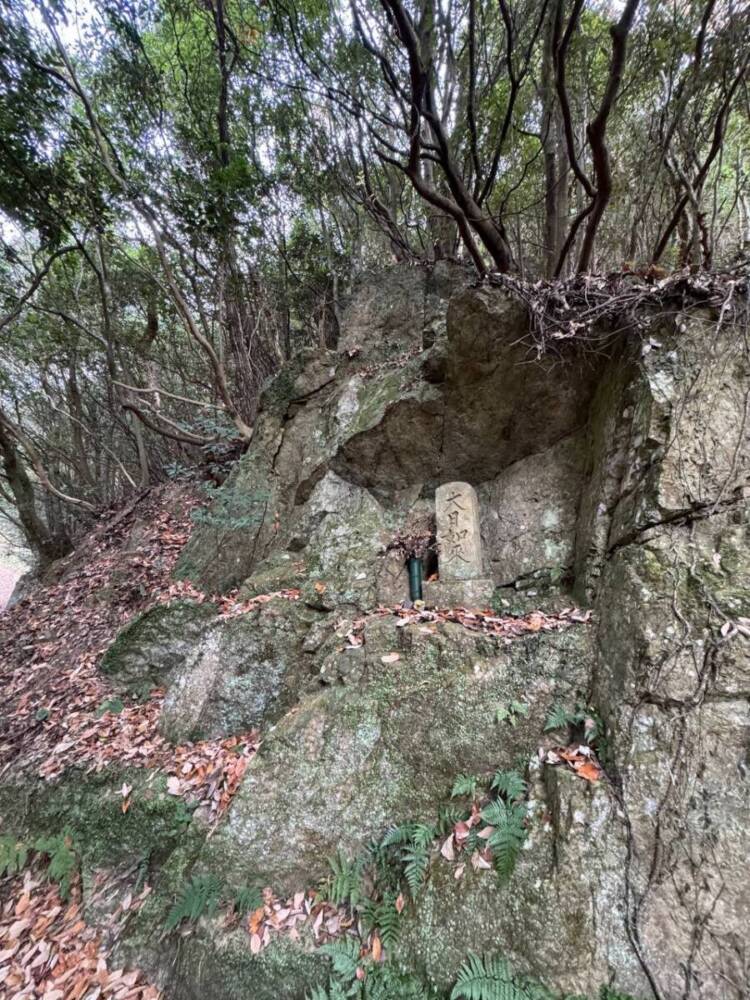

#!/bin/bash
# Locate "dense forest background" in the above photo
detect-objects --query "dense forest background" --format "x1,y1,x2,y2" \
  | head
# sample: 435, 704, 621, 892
0, 0, 748, 571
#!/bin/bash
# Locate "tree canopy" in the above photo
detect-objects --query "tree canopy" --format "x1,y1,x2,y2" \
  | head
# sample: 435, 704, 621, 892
0, 0, 748, 563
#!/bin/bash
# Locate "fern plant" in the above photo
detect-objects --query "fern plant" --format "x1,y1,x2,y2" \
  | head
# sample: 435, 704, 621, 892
450, 953, 554, 1000
379, 822, 418, 849
34, 832, 77, 901
324, 850, 364, 908
231, 884, 263, 916
359, 890, 403, 949
0, 835, 29, 877
319, 937, 362, 981
402, 823, 435, 898
544, 704, 603, 746
494, 702, 529, 727
491, 771, 527, 801
312, 939, 438, 1000
437, 803, 468, 835
165, 872, 222, 931
451, 774, 479, 799
480, 800, 527, 881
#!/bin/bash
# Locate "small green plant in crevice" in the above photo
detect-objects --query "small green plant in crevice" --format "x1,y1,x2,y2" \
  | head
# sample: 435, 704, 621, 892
480, 773, 528, 882
167, 798, 198, 836
544, 703, 604, 746
314, 768, 530, 971
309, 945, 637, 1000
165, 872, 222, 931
378, 821, 437, 899
324, 849, 367, 908
494, 701, 529, 727
359, 890, 402, 949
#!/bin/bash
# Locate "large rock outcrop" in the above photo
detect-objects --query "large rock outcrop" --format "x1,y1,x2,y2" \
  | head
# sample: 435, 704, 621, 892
8, 265, 748, 1000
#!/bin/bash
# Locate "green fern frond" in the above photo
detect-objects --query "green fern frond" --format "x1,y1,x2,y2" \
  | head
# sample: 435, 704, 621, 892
231, 884, 263, 915
364, 964, 438, 999
165, 872, 222, 931
326, 850, 362, 908
377, 900, 402, 949
360, 891, 402, 949
34, 831, 77, 901
465, 826, 480, 854
380, 823, 417, 849
450, 953, 552, 1000
0, 835, 29, 877
438, 803, 467, 834
319, 937, 362, 981
411, 824, 436, 850
481, 801, 527, 882
306, 987, 334, 1000
451, 774, 479, 799
491, 770, 527, 801
544, 704, 574, 732
402, 845, 430, 898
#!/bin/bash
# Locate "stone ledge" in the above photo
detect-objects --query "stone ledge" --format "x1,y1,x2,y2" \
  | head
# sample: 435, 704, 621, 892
422, 577, 495, 609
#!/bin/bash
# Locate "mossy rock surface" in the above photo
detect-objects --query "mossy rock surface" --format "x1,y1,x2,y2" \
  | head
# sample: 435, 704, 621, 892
159, 598, 326, 743
201, 621, 593, 894
100, 601, 217, 694
0, 766, 197, 871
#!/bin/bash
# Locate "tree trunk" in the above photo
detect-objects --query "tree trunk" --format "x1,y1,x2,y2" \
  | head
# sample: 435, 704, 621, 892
541, 5, 569, 278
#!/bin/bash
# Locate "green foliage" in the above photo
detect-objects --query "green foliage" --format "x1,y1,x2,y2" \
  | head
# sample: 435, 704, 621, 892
544, 705, 604, 746
480, 800, 527, 882
319, 937, 362, 981
544, 704, 574, 733
165, 872, 222, 931
402, 842, 430, 899
490, 771, 527, 801
325, 850, 364, 908
359, 891, 402, 948
231, 884, 263, 916
0, 835, 28, 877
437, 803, 467, 835
379, 822, 418, 849
494, 702, 529, 727
34, 831, 78, 901
398, 823, 436, 898
450, 954, 554, 1000
314, 937, 438, 999
451, 774, 479, 799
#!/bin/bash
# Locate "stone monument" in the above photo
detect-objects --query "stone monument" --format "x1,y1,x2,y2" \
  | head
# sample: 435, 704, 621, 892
423, 482, 495, 608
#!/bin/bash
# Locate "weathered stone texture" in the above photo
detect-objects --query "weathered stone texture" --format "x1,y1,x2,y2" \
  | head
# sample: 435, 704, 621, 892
202, 620, 593, 895
83, 270, 750, 999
